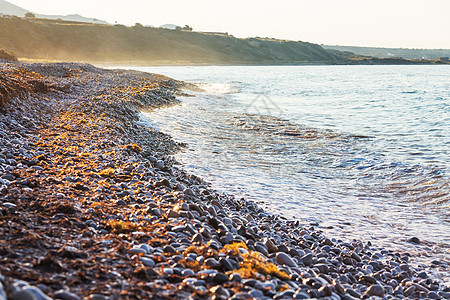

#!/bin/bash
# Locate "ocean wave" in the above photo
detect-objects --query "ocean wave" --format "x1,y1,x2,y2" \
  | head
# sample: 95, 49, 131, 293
195, 82, 240, 95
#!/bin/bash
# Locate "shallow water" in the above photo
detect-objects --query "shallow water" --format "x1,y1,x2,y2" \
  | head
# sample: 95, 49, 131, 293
133, 65, 449, 277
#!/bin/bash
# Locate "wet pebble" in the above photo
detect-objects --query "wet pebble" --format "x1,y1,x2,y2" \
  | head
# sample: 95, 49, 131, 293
366, 284, 385, 297
408, 237, 421, 244
0, 283, 5, 300
417, 271, 428, 279
293, 291, 310, 299
212, 272, 229, 284
191, 233, 203, 243
229, 273, 242, 282
255, 243, 269, 256
204, 258, 221, 269
210, 286, 230, 298
301, 253, 313, 266
276, 252, 297, 268
53, 290, 82, 300
12, 286, 52, 300
181, 269, 195, 277
155, 160, 164, 169
167, 209, 180, 218
427, 291, 440, 299
249, 289, 264, 298
274, 289, 296, 299
264, 238, 278, 253
360, 275, 377, 284
129, 247, 146, 255
2, 202, 16, 209
230, 292, 253, 300
140, 257, 155, 267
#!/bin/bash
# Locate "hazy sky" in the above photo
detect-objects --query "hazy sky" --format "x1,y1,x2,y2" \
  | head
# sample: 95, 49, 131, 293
8, 0, 450, 49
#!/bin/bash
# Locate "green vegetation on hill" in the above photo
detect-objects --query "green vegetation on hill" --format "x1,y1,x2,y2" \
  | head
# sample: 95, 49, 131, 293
0, 17, 344, 65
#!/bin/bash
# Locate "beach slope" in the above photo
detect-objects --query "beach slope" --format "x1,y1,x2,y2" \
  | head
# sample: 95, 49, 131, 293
0, 62, 448, 299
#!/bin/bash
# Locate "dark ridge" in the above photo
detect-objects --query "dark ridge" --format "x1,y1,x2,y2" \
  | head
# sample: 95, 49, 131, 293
0, 49, 18, 62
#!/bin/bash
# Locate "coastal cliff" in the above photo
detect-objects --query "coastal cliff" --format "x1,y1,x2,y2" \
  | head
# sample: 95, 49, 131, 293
0, 17, 344, 65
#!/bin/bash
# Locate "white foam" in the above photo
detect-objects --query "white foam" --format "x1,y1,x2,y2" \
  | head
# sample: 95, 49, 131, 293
196, 82, 239, 95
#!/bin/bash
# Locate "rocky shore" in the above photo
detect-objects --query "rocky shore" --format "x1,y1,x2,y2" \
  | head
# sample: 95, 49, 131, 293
0, 61, 449, 299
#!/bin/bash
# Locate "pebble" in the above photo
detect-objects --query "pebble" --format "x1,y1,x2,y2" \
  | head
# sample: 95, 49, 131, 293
318, 285, 333, 297
191, 233, 203, 243
86, 294, 109, 300
0, 283, 6, 300
427, 291, 440, 299
167, 209, 180, 218
351, 251, 361, 262
11, 290, 37, 300
129, 247, 146, 255
2, 202, 17, 209
276, 252, 297, 268
346, 288, 361, 298
140, 257, 155, 267
333, 281, 345, 294
212, 272, 229, 284
293, 291, 310, 299
13, 287, 52, 300
255, 243, 269, 256
417, 271, 428, 279
404, 285, 415, 297
181, 269, 195, 277
148, 156, 157, 163
249, 289, 265, 298
301, 253, 313, 266
1, 174, 15, 181
162, 268, 174, 277
155, 160, 165, 169
229, 273, 242, 282
204, 258, 221, 269
31, 166, 44, 171
230, 292, 253, 299
53, 290, 82, 300
361, 275, 377, 284
366, 284, 385, 297
263, 238, 278, 253
274, 290, 296, 299
210, 286, 230, 298
408, 237, 421, 244
163, 245, 176, 254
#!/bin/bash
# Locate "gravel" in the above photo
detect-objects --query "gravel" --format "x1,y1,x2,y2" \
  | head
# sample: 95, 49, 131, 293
0, 61, 449, 299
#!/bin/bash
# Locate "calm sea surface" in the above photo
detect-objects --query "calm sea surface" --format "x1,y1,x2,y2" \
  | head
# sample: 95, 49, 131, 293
133, 65, 449, 277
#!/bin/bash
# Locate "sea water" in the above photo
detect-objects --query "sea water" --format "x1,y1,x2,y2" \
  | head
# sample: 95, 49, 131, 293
134, 65, 449, 276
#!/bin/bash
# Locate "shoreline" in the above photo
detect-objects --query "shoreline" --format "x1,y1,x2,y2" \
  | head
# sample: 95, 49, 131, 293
17, 58, 450, 68
0, 61, 449, 299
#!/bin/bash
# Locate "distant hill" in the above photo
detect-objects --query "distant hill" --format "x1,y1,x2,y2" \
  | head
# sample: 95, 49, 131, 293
160, 24, 179, 30
0, 0, 27, 16
323, 45, 450, 60
0, 0, 108, 24
0, 17, 346, 65
33, 13, 108, 24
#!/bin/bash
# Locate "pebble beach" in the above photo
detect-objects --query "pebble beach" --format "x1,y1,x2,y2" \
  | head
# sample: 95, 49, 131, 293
0, 61, 449, 299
